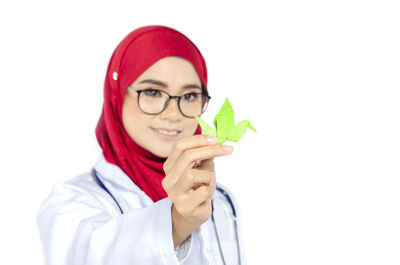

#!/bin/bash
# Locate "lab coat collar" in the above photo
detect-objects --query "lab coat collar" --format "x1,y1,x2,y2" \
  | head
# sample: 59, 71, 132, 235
93, 153, 154, 205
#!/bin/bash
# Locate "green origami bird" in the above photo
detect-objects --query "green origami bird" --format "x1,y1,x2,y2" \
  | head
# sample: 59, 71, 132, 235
194, 98, 256, 144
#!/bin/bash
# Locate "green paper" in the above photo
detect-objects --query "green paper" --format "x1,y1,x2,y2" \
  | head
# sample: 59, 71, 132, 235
194, 98, 256, 144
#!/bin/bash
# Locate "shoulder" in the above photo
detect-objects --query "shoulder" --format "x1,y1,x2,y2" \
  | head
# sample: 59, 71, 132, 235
39, 172, 98, 204
38, 172, 119, 216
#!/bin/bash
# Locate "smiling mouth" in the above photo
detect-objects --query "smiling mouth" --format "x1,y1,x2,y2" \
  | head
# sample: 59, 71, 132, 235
155, 129, 179, 136
151, 127, 182, 137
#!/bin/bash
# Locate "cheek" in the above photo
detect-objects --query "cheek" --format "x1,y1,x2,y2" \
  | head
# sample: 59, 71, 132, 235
184, 119, 199, 135
122, 98, 149, 135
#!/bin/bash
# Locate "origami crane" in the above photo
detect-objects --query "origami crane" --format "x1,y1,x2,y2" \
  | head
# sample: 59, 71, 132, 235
194, 98, 256, 144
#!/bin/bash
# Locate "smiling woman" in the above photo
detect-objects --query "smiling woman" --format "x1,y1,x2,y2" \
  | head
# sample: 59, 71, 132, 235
37, 25, 244, 265
122, 57, 210, 158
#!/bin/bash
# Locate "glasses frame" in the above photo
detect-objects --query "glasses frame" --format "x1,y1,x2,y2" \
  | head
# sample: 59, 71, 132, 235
127, 86, 211, 118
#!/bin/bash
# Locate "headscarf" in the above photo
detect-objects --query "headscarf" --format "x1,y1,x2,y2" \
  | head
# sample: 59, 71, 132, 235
95, 25, 208, 202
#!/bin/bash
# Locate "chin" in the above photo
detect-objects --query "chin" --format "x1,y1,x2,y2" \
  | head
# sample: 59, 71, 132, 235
157, 150, 170, 159
151, 145, 172, 159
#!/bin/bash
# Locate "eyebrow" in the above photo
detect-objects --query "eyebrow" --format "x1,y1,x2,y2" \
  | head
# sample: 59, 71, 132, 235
139, 79, 202, 90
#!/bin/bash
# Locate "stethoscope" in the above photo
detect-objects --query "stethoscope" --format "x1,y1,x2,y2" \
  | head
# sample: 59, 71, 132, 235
212, 186, 242, 265
91, 168, 242, 265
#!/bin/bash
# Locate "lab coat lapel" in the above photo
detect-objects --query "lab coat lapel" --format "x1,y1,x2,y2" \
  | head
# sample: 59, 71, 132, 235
93, 154, 155, 208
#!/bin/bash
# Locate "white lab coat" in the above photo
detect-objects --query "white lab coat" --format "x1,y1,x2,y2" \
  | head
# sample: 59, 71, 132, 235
37, 154, 246, 265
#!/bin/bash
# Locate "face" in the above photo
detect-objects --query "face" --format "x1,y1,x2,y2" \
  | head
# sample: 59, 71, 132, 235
122, 56, 203, 158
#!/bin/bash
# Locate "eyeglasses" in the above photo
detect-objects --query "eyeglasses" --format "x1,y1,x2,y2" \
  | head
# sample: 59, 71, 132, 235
127, 86, 211, 118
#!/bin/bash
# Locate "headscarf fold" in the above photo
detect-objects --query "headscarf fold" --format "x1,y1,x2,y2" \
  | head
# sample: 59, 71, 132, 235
95, 25, 208, 202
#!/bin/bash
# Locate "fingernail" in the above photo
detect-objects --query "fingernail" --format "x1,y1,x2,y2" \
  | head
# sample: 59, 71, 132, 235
222, 145, 233, 152
207, 136, 218, 143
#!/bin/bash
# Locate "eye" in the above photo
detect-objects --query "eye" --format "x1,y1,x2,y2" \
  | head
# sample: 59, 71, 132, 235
143, 89, 162, 97
182, 93, 200, 102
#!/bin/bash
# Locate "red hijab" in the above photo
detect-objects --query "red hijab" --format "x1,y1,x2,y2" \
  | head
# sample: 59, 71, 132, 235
95, 25, 208, 202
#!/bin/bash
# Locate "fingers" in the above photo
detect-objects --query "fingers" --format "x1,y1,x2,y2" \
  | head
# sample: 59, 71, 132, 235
172, 170, 216, 218
163, 134, 228, 225
187, 170, 216, 208
164, 134, 219, 173
174, 169, 214, 192
162, 167, 214, 201
167, 144, 232, 184
197, 158, 215, 171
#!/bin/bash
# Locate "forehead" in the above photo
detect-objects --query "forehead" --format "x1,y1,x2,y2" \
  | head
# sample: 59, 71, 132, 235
134, 57, 201, 86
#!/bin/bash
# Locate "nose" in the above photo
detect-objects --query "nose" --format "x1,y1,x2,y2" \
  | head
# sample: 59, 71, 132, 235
159, 98, 182, 122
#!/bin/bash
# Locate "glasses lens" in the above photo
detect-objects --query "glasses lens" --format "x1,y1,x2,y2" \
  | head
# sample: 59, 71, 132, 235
138, 89, 209, 117
180, 93, 208, 117
138, 89, 169, 114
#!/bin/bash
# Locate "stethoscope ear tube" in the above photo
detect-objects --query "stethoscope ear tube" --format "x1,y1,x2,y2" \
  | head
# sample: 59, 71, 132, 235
216, 187, 237, 218
91, 168, 124, 214
211, 189, 242, 265
211, 201, 227, 265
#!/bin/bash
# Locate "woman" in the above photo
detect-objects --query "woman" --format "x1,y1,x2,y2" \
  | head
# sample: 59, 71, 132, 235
37, 25, 245, 265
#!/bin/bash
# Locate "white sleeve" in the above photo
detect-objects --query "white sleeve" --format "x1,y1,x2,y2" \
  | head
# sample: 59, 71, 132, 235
37, 182, 209, 265
174, 233, 192, 263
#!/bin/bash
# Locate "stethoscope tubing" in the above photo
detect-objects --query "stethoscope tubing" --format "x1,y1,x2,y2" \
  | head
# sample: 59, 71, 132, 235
91, 168, 241, 265
212, 188, 242, 265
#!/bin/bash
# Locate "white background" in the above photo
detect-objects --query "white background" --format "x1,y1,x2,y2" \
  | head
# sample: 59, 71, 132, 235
1, 0, 399, 264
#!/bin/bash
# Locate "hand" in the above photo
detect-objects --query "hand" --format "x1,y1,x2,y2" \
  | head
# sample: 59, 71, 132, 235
162, 135, 233, 247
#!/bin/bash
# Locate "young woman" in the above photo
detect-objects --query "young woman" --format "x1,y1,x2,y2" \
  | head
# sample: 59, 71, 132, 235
37, 25, 245, 265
